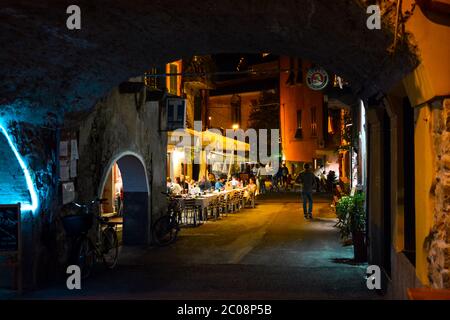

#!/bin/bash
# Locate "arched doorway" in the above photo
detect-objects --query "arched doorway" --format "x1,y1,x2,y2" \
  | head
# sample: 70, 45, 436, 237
99, 152, 150, 246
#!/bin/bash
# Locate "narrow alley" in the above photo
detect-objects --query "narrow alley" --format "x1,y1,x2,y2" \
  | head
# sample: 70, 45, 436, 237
22, 194, 374, 300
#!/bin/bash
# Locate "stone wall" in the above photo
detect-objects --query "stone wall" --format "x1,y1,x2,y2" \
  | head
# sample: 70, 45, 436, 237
75, 86, 168, 244
2, 84, 168, 288
0, 0, 418, 127
427, 98, 450, 288
0, 122, 58, 288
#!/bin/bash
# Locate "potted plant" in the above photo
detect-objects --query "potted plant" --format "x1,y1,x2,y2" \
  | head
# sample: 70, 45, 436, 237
335, 192, 367, 262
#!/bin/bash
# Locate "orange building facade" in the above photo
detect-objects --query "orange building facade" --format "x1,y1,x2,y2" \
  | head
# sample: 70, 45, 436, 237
279, 56, 331, 174
208, 91, 262, 131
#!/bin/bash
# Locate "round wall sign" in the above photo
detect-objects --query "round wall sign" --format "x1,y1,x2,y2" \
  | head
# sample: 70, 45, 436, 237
306, 67, 329, 91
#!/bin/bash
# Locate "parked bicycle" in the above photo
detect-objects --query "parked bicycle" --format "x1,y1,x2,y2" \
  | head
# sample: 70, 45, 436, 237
152, 192, 183, 246
60, 198, 120, 279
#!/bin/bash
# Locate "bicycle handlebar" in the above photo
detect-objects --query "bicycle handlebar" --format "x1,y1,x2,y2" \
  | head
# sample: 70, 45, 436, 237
72, 198, 108, 207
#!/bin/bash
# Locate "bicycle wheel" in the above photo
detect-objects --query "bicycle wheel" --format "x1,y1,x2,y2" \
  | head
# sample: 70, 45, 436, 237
101, 227, 119, 269
76, 237, 95, 279
152, 215, 179, 246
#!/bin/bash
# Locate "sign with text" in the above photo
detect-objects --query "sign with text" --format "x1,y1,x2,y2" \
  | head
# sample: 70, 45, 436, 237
0, 204, 21, 252
306, 67, 329, 91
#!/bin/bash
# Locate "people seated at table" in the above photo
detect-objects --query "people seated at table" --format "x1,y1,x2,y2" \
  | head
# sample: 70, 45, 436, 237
180, 175, 190, 190
189, 183, 201, 196
231, 175, 239, 188
170, 177, 183, 195
247, 178, 257, 195
199, 176, 212, 191
166, 177, 173, 191
215, 177, 225, 191
208, 173, 216, 186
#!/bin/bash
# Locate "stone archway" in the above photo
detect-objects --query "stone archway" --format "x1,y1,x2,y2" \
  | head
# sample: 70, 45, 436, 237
0, 0, 435, 294
99, 152, 150, 245
0, 0, 418, 125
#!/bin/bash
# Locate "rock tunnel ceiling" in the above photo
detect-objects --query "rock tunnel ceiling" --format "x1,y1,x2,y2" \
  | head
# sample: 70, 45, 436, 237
0, 0, 418, 126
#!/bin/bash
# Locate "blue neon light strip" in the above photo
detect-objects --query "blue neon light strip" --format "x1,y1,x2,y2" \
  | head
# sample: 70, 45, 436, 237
0, 125, 39, 212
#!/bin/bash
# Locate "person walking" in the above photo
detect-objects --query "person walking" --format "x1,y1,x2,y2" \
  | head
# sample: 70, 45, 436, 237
297, 163, 316, 219
272, 165, 282, 192
281, 163, 289, 189
256, 163, 266, 195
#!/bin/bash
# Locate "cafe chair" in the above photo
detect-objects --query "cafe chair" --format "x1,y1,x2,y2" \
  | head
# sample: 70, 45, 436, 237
208, 195, 220, 220
237, 190, 245, 211
227, 192, 236, 213
243, 190, 255, 208
183, 198, 201, 227
233, 190, 243, 212
219, 194, 229, 218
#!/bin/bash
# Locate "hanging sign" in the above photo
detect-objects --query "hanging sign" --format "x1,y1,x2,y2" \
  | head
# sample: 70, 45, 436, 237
306, 67, 329, 91
62, 182, 76, 205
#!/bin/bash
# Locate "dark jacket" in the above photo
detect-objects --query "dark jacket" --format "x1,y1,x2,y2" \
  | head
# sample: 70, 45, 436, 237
298, 170, 316, 192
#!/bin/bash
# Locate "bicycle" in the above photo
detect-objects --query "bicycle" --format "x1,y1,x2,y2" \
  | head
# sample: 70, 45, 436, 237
60, 198, 120, 279
152, 192, 183, 246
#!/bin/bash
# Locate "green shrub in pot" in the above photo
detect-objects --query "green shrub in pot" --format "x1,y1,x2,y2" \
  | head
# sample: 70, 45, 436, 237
335, 192, 366, 240
335, 192, 366, 261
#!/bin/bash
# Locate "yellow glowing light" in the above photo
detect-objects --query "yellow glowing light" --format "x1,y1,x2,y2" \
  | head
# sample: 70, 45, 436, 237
171, 149, 185, 169
232, 124, 239, 130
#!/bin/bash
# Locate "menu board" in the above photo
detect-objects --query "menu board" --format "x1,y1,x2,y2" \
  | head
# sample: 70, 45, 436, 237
59, 130, 78, 206
0, 204, 21, 252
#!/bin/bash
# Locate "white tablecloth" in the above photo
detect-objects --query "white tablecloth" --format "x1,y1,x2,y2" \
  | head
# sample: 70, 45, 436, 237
185, 188, 248, 210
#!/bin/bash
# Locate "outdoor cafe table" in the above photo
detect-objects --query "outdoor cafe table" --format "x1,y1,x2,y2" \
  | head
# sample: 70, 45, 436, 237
182, 187, 248, 221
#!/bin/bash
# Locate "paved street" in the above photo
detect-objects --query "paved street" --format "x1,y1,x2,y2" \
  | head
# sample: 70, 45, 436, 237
21, 193, 376, 300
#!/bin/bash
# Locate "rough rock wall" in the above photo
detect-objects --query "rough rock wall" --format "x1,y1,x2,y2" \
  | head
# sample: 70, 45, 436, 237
0, 121, 58, 288
427, 98, 450, 288
3, 86, 167, 286
75, 86, 167, 242
0, 0, 418, 126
